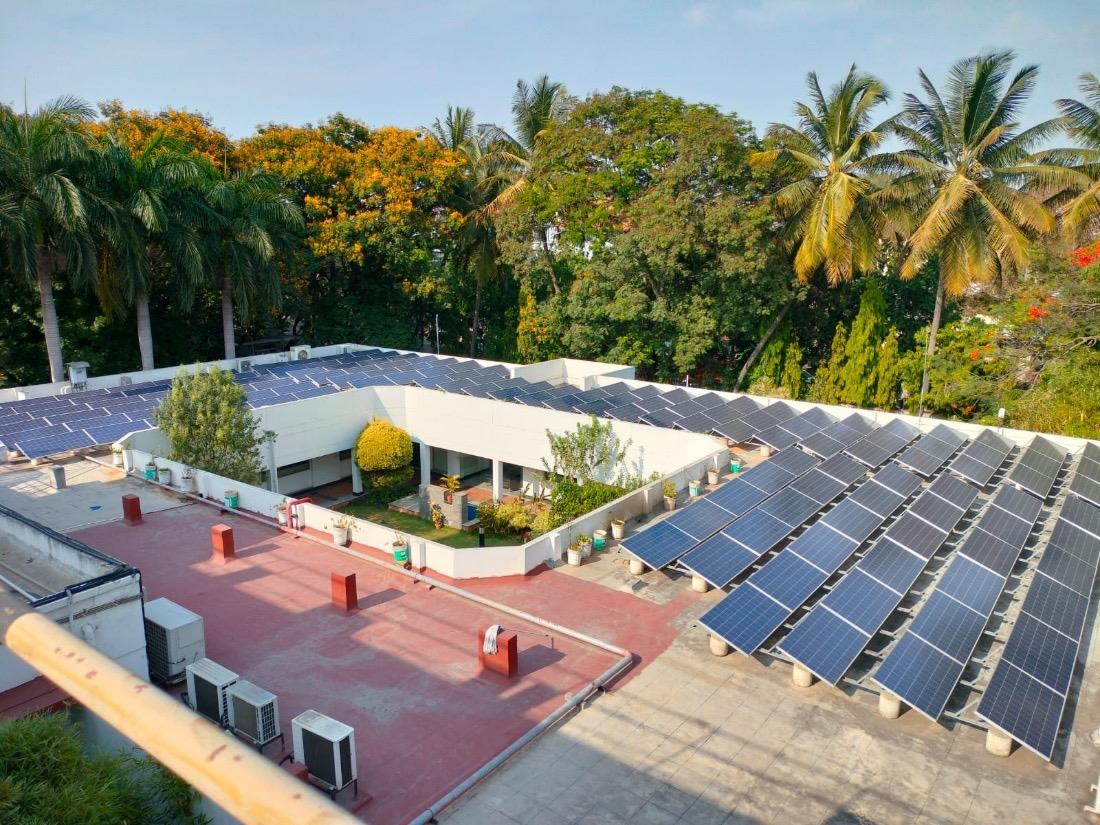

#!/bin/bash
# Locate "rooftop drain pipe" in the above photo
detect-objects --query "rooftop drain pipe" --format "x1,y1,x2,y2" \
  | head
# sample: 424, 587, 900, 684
114, 462, 637, 821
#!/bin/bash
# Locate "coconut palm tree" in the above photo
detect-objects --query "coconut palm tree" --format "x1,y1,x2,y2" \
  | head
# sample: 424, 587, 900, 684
428, 106, 477, 151
742, 66, 897, 387
204, 169, 302, 360
93, 132, 212, 370
0, 97, 98, 382
884, 51, 1069, 403
1051, 73, 1100, 238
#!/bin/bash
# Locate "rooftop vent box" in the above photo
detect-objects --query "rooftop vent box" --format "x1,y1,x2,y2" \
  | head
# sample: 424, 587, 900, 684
185, 658, 239, 725
238, 359, 253, 373
290, 345, 311, 361
67, 361, 89, 388
119, 376, 133, 386
292, 710, 357, 793
144, 598, 205, 684
226, 680, 281, 749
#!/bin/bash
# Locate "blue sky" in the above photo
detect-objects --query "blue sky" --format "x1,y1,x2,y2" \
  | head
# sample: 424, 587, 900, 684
2, 1, 1096, 138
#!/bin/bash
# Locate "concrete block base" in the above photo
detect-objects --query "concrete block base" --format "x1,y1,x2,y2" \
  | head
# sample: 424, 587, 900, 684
691, 574, 710, 593
709, 635, 730, 657
792, 663, 815, 688
629, 558, 646, 576
121, 494, 142, 525
878, 691, 902, 719
330, 572, 358, 612
985, 728, 1014, 757
49, 465, 66, 490
211, 524, 235, 562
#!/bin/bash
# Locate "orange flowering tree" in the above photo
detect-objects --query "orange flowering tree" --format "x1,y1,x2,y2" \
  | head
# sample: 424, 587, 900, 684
94, 100, 232, 168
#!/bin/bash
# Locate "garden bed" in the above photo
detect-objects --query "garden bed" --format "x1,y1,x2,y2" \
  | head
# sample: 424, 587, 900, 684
336, 497, 516, 549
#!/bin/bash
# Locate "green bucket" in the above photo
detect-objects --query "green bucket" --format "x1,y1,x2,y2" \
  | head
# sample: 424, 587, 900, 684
143, 466, 156, 481
593, 530, 607, 551
224, 489, 239, 509
730, 460, 741, 474
393, 543, 410, 564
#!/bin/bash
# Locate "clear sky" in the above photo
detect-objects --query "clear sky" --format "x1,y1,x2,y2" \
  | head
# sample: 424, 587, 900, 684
2, 0, 1096, 139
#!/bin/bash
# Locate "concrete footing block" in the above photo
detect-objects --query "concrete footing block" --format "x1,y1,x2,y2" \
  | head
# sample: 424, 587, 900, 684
49, 465, 66, 490
629, 558, 646, 576
792, 663, 815, 688
709, 635, 730, 657
692, 573, 710, 593
985, 728, 1014, 757
878, 691, 902, 719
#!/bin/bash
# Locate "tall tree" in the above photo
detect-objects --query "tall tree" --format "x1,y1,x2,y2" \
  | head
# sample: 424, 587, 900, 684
885, 51, 1068, 404
0, 97, 98, 382
745, 67, 896, 386
204, 169, 302, 359
1050, 73, 1100, 238
92, 132, 211, 370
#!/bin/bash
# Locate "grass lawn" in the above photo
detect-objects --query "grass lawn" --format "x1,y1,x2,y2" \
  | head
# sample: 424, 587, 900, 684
336, 498, 517, 548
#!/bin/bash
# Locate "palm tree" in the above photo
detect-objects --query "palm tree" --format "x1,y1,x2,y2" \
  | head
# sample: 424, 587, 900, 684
743, 67, 896, 387
428, 106, 477, 151
885, 51, 1069, 404
93, 132, 212, 370
1051, 73, 1100, 238
204, 169, 302, 360
0, 97, 98, 382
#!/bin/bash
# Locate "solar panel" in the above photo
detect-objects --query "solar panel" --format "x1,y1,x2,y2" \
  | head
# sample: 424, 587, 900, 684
976, 505, 1036, 551
680, 533, 758, 588
720, 509, 793, 555
845, 481, 906, 519
821, 499, 888, 543
666, 399, 705, 417
1025, 573, 1089, 639
674, 411, 720, 433
789, 471, 847, 505
84, 419, 151, 444
800, 432, 846, 459
606, 403, 645, 422
699, 583, 792, 653
740, 462, 796, 495
632, 394, 674, 413
707, 480, 770, 515
1061, 495, 1100, 538
950, 454, 1002, 487
958, 528, 1019, 578
690, 392, 726, 410
778, 605, 870, 685
870, 463, 923, 499
1069, 470, 1100, 509
884, 512, 947, 558
1000, 613, 1077, 695
617, 520, 696, 570
816, 454, 867, 487
909, 493, 965, 530
927, 474, 979, 511
755, 423, 801, 451
935, 555, 1005, 614
858, 539, 926, 592
767, 447, 819, 476
790, 524, 860, 571
873, 634, 962, 719
979, 662, 1065, 760
748, 550, 825, 609
628, 384, 661, 400
664, 498, 738, 540
640, 407, 684, 428
758, 489, 821, 527
16, 429, 96, 458
1036, 542, 1097, 596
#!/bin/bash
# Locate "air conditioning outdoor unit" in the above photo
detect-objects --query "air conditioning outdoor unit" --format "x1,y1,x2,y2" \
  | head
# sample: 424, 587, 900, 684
67, 361, 89, 390
119, 376, 133, 386
185, 658, 239, 725
292, 710, 357, 796
144, 598, 205, 684
226, 680, 282, 750
238, 359, 253, 373
290, 345, 312, 361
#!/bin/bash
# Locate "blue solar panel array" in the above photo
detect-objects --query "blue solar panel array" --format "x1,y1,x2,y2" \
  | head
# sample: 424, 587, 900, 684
0, 347, 811, 460
874, 443, 1058, 721
700, 430, 963, 655
778, 469, 984, 685
976, 452, 1100, 760
948, 429, 1015, 487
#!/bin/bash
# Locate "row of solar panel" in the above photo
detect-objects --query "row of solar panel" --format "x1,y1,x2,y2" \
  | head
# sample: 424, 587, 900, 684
976, 445, 1100, 761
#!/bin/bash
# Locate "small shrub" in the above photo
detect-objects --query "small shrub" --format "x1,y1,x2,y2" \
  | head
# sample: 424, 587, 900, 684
477, 500, 533, 536
530, 510, 557, 536
355, 418, 413, 471
549, 478, 625, 524
662, 480, 676, 499
361, 465, 415, 504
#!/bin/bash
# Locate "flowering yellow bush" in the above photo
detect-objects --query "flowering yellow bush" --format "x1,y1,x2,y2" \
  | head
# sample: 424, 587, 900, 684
355, 418, 413, 471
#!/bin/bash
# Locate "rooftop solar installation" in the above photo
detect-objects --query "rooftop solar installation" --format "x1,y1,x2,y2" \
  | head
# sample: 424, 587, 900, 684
1005, 436, 1067, 500
779, 476, 978, 685
1066, 442, 1100, 509
948, 430, 1014, 487
977, 498, 1100, 760
874, 482, 1045, 721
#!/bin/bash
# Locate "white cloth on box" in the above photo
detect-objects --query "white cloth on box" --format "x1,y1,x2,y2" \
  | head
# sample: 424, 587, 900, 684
483, 624, 503, 655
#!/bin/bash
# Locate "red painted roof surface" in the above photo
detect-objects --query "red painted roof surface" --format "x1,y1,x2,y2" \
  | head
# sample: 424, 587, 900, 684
0, 676, 68, 719
70, 505, 689, 824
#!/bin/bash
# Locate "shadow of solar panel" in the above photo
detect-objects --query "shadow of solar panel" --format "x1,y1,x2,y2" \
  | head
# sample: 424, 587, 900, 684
1026, 574, 1088, 639
789, 523, 859, 571
665, 498, 738, 540
820, 499, 886, 543
1061, 496, 1100, 538
680, 532, 758, 587
874, 633, 962, 720
886, 512, 948, 558
858, 539, 926, 592
1000, 613, 1078, 695
778, 607, 869, 685
618, 520, 696, 569
978, 662, 1065, 760
707, 479, 770, 515
700, 583, 793, 653
936, 554, 1005, 614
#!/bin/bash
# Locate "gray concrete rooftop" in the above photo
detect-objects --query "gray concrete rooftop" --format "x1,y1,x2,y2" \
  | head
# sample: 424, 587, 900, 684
443, 550, 1100, 825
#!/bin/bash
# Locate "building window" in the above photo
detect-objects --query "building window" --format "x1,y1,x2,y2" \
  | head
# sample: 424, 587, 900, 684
277, 460, 310, 479
338, 449, 352, 461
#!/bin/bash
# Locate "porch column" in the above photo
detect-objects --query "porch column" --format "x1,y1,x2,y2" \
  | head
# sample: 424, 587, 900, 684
351, 462, 363, 495
419, 442, 431, 486
492, 459, 504, 500
446, 450, 461, 477
265, 438, 279, 494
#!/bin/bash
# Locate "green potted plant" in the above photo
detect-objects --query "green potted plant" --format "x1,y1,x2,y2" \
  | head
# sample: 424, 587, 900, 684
577, 533, 592, 558
155, 461, 172, 485
442, 474, 461, 504
275, 501, 288, 526
180, 467, 197, 494
430, 503, 445, 529
331, 516, 350, 546
566, 537, 583, 566
663, 481, 677, 511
